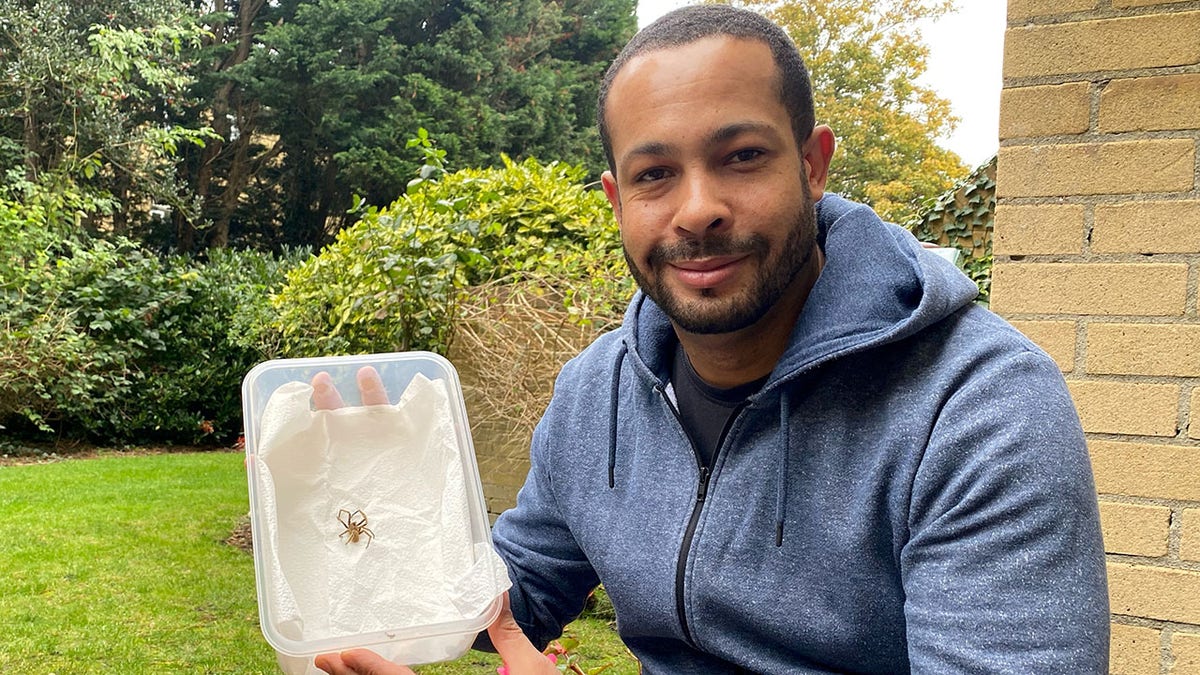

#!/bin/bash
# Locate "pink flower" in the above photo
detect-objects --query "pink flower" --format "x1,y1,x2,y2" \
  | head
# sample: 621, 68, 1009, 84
546, 653, 558, 665
496, 667, 508, 675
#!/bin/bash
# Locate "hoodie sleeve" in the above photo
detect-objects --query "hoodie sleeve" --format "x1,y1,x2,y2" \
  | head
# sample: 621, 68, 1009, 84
486, 406, 601, 650
901, 347, 1109, 673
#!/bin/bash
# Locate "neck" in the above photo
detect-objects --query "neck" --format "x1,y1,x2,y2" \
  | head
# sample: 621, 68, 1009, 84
675, 247, 823, 389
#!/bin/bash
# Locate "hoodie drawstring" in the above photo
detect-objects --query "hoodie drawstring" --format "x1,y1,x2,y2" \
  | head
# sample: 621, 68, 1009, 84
775, 391, 790, 547
606, 338, 788, 544
608, 342, 628, 489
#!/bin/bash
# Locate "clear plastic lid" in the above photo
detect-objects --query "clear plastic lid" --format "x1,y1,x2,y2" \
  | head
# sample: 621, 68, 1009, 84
241, 351, 506, 661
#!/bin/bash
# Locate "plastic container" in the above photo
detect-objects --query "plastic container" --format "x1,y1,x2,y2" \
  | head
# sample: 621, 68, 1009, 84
929, 246, 962, 266
241, 352, 508, 675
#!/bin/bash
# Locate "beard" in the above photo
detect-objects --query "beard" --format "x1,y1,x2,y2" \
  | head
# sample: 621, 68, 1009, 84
624, 199, 819, 335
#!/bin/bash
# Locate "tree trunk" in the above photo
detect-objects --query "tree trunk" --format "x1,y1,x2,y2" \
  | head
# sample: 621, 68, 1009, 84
186, 0, 271, 249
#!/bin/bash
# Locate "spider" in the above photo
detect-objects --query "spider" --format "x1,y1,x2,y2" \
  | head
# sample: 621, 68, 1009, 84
337, 508, 375, 548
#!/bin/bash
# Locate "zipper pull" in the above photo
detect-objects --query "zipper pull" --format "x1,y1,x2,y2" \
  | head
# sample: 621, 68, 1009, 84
696, 467, 710, 501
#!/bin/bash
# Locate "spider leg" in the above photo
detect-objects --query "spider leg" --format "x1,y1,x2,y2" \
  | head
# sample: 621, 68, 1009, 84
361, 527, 374, 548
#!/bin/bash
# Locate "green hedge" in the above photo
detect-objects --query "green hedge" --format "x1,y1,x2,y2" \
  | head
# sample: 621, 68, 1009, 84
272, 154, 625, 357
0, 148, 630, 444
0, 203, 302, 443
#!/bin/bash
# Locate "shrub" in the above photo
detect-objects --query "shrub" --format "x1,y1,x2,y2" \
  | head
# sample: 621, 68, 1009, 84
272, 154, 624, 357
0, 220, 301, 443
103, 246, 302, 442
450, 273, 628, 439
0, 196, 100, 435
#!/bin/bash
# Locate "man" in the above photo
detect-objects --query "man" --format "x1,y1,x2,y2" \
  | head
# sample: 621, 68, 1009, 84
322, 5, 1109, 673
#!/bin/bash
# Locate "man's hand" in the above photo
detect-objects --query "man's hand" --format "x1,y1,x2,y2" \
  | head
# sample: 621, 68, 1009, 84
312, 367, 389, 410
314, 648, 415, 675
315, 593, 557, 675
481, 593, 561, 675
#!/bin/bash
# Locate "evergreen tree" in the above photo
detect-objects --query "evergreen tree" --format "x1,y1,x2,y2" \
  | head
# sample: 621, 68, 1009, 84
214, 0, 635, 249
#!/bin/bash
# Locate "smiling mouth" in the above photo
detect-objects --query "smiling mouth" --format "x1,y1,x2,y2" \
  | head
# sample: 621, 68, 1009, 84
669, 255, 745, 272
666, 255, 748, 289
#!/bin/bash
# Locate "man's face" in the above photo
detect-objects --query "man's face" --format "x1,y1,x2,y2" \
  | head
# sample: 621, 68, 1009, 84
601, 36, 821, 335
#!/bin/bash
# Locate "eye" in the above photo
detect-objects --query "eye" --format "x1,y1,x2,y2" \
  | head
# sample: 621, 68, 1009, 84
635, 167, 671, 183
729, 148, 765, 164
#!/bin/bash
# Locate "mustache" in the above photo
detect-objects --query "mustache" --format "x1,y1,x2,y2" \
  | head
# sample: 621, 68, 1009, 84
647, 233, 770, 268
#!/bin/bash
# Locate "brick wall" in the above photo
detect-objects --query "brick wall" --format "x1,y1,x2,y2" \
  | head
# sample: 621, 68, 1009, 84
995, 1, 1200, 672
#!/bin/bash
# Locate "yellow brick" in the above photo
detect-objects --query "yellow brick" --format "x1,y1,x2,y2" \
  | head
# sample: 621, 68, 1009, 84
1004, 13, 1200, 78
1109, 562, 1200, 624
1070, 382, 1179, 437
1116, 0, 1196, 7
1111, 623, 1161, 675
1009, 320, 1077, 372
1193, 389, 1200, 440
1094, 201, 1200, 254
994, 204, 1085, 255
1000, 83, 1092, 139
1099, 501, 1170, 556
1183, 510, 1200, 563
991, 263, 1188, 316
997, 140, 1195, 198
1101, 74, 1200, 133
1087, 324, 1200, 377
1090, 440, 1200, 500
1173, 633, 1200, 674
1008, 0, 1099, 20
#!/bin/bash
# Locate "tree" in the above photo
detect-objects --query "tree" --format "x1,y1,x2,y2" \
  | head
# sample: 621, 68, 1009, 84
728, 0, 968, 224
169, 0, 283, 251
0, 0, 214, 235
198, 0, 635, 251
3, 0, 634, 252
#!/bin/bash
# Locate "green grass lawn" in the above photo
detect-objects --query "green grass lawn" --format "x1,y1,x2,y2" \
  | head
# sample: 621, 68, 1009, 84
0, 450, 636, 674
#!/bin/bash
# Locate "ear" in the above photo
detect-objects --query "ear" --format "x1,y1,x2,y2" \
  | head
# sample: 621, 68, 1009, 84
601, 170, 622, 225
801, 125, 836, 201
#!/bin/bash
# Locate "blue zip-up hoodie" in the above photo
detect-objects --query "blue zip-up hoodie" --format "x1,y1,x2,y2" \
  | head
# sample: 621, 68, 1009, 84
491, 194, 1109, 673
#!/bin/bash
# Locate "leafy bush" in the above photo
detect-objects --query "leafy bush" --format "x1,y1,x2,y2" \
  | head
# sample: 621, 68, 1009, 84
1, 136, 633, 442
0, 196, 93, 433
272, 153, 624, 357
0, 208, 300, 443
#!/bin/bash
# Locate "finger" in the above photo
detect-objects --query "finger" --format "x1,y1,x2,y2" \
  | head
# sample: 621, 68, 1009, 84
340, 649, 416, 675
357, 366, 389, 406
311, 371, 346, 410
314, 653, 352, 675
488, 593, 558, 673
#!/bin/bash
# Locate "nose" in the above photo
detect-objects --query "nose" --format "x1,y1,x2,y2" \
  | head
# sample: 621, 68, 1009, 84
671, 169, 731, 238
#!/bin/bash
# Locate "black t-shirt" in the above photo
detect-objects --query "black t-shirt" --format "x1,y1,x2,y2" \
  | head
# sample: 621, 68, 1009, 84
670, 341, 768, 468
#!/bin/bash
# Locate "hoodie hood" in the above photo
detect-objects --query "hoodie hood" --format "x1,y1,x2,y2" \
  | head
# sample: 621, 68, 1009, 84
621, 193, 980, 387
492, 191, 1107, 672
605, 194, 980, 543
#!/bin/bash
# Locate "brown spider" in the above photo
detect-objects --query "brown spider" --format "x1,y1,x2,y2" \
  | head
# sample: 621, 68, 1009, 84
337, 508, 375, 548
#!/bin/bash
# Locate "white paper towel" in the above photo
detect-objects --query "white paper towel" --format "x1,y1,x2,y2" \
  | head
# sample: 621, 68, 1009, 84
254, 373, 510, 665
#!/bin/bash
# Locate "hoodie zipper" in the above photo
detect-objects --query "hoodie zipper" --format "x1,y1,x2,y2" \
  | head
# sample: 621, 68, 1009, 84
659, 386, 747, 646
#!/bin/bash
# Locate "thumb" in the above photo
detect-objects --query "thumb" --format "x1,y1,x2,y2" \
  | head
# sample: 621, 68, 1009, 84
487, 593, 557, 673
315, 649, 415, 675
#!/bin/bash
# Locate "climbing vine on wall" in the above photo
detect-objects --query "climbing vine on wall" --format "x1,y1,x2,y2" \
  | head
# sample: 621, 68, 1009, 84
909, 156, 996, 305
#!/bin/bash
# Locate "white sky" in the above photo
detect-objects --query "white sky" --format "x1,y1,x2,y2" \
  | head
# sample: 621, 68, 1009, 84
634, 1, 1007, 169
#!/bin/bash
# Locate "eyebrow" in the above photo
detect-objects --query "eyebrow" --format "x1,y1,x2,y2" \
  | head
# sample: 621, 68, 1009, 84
706, 121, 779, 146
618, 120, 781, 168
620, 140, 674, 166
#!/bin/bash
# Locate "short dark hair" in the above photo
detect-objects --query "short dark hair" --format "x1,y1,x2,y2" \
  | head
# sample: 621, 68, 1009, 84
597, 4, 815, 173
